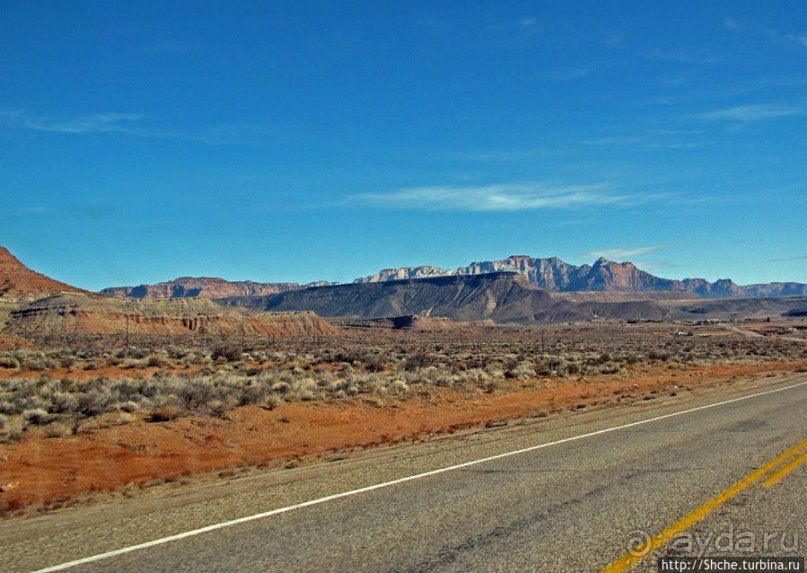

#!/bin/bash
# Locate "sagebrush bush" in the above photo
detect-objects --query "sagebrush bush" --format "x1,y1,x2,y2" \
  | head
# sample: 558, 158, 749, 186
0, 356, 21, 369
23, 408, 52, 425
0, 415, 24, 442
43, 421, 73, 438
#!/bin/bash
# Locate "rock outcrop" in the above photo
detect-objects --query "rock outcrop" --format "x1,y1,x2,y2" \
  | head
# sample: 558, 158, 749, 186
0, 247, 85, 300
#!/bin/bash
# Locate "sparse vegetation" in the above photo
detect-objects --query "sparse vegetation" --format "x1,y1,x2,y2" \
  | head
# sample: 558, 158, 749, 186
0, 322, 804, 441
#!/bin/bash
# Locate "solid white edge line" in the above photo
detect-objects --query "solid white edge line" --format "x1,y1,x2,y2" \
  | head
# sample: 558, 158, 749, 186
33, 378, 807, 573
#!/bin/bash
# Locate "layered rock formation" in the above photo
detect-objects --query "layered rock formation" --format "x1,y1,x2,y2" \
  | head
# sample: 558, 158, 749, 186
6, 293, 340, 337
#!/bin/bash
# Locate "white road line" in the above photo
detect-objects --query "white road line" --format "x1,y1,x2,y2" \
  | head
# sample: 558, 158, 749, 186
34, 378, 807, 573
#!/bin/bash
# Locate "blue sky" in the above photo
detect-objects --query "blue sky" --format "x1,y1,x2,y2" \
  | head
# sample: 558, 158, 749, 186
1, 1, 805, 290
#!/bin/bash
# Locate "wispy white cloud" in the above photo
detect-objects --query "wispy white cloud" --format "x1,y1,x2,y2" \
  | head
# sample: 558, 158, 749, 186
578, 245, 663, 261
446, 147, 558, 162
7, 206, 51, 217
2, 110, 276, 145
644, 48, 722, 64
659, 72, 695, 87
582, 129, 709, 150
768, 254, 807, 262
24, 112, 148, 135
0, 109, 24, 124
512, 17, 542, 41
582, 135, 644, 146
540, 65, 594, 81
136, 41, 203, 56
488, 16, 544, 46
347, 182, 632, 212
724, 17, 807, 48
693, 103, 805, 123
763, 27, 807, 47
15, 112, 170, 137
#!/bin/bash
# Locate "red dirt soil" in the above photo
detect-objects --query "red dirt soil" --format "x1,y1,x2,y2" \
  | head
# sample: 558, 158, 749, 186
0, 360, 803, 515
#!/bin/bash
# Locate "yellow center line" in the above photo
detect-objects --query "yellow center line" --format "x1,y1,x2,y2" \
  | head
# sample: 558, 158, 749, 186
601, 438, 807, 573
762, 450, 807, 488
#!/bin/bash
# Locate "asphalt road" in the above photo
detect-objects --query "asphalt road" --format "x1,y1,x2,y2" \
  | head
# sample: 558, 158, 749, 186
3, 373, 806, 572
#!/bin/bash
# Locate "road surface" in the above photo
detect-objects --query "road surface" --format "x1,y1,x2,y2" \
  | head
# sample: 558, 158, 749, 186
1, 372, 805, 572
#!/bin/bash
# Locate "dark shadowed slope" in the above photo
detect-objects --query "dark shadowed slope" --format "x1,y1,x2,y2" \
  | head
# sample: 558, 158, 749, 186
220, 273, 557, 323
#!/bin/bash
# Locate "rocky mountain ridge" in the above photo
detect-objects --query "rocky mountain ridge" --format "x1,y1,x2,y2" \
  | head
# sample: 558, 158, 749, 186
101, 277, 308, 300
355, 255, 807, 298
221, 271, 807, 324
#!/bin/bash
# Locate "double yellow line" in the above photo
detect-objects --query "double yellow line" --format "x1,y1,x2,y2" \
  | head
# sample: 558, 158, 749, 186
602, 437, 807, 573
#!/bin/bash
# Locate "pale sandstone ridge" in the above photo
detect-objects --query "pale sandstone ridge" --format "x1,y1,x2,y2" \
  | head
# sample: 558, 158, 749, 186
354, 255, 807, 298
6, 292, 340, 337
0, 246, 85, 300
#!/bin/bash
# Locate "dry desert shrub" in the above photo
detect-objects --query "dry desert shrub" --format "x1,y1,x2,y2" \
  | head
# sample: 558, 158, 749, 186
150, 404, 184, 422
42, 421, 73, 438
22, 408, 52, 425
0, 415, 24, 442
0, 356, 21, 369
0, 324, 802, 436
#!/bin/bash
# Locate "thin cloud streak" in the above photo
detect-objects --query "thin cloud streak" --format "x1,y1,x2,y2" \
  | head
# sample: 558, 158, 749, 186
578, 246, 663, 261
582, 131, 709, 150
446, 147, 558, 162
25, 113, 148, 134
724, 17, 807, 48
348, 183, 631, 212
3, 110, 276, 145
643, 48, 722, 64
768, 255, 807, 262
540, 65, 594, 81
694, 104, 805, 123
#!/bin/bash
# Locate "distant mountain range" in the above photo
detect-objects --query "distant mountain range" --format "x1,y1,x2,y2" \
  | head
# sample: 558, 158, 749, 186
103, 254, 807, 300
2, 246, 807, 326
354, 255, 807, 298
220, 272, 807, 324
